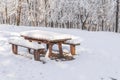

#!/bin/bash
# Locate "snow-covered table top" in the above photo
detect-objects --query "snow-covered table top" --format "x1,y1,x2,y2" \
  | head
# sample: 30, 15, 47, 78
20, 30, 72, 41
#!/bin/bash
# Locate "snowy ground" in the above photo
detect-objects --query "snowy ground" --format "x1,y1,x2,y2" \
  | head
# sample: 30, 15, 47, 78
0, 24, 120, 80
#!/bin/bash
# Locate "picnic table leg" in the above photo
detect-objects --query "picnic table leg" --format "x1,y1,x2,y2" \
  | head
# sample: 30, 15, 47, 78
28, 48, 31, 53
58, 42, 64, 58
48, 43, 53, 57
34, 50, 40, 61
12, 44, 18, 54
46, 44, 49, 49
70, 45, 75, 55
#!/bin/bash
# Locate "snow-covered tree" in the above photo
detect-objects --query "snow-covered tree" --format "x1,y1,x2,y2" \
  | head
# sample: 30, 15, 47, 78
0, 0, 119, 32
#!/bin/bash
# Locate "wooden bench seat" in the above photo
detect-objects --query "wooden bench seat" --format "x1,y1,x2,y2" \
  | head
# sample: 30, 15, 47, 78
9, 37, 45, 61
64, 40, 80, 55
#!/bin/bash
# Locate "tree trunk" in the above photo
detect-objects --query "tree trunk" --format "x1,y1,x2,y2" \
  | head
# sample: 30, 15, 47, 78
115, 0, 119, 32
44, 0, 47, 27
5, 6, 8, 24
16, 0, 22, 26
102, 20, 104, 31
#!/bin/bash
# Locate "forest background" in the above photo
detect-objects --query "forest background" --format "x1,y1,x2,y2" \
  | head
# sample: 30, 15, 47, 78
0, 0, 119, 32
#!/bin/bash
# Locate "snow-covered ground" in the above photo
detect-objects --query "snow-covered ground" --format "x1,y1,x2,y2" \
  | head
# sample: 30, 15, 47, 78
0, 24, 120, 80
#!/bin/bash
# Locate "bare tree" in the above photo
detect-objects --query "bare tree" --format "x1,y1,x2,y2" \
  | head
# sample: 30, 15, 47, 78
115, 0, 119, 32
80, 12, 89, 30
16, 0, 22, 26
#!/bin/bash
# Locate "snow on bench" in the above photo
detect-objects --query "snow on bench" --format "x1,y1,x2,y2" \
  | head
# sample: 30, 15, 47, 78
64, 39, 80, 55
64, 39, 80, 45
9, 37, 44, 50
9, 37, 45, 61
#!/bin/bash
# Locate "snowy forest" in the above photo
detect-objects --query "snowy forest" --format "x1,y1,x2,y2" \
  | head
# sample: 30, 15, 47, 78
0, 0, 120, 32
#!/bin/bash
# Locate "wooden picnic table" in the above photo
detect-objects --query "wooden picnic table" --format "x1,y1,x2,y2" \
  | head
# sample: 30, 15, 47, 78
20, 30, 72, 58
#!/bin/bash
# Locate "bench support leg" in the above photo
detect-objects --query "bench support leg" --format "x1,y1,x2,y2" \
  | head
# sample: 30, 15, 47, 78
12, 44, 18, 54
70, 45, 75, 55
34, 50, 40, 61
